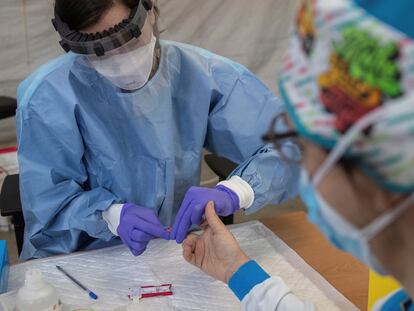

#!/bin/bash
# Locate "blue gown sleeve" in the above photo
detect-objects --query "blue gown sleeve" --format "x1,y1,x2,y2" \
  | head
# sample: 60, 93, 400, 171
205, 66, 301, 213
17, 100, 119, 259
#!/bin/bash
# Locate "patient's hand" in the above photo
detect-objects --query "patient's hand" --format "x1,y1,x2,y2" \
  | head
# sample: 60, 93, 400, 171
182, 202, 249, 283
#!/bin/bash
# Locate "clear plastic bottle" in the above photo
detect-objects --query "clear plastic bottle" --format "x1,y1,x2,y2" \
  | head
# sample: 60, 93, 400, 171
15, 269, 62, 311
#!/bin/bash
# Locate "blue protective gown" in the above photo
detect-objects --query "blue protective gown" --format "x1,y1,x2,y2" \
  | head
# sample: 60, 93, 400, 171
16, 40, 300, 260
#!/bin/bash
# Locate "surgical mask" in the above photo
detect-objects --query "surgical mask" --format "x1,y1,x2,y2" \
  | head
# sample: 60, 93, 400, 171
299, 106, 414, 275
88, 35, 157, 91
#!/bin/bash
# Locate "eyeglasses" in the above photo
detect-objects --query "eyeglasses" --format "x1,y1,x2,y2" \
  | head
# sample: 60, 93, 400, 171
262, 115, 302, 163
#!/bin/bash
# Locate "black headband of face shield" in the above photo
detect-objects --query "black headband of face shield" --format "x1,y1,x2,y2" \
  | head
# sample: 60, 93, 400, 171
52, 0, 153, 57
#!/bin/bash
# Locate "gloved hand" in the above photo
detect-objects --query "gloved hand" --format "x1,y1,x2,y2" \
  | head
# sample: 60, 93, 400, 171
172, 185, 240, 243
118, 203, 170, 256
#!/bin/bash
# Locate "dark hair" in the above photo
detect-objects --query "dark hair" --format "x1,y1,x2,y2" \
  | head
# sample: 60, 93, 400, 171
55, 0, 159, 32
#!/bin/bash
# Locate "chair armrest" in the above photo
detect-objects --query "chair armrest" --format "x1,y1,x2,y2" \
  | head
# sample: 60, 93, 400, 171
0, 97, 17, 119
0, 174, 22, 216
204, 154, 238, 181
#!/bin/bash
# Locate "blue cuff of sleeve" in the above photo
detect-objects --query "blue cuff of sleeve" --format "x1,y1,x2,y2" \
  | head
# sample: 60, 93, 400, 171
228, 260, 270, 301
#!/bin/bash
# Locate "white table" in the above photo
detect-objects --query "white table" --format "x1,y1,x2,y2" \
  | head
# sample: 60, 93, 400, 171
0, 221, 357, 311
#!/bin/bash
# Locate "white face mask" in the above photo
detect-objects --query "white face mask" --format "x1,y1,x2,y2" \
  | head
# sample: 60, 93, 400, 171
88, 35, 157, 91
300, 106, 414, 275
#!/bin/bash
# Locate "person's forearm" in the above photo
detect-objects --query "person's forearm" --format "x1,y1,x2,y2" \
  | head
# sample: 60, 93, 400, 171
228, 260, 271, 300
230, 145, 301, 213
228, 261, 314, 311
242, 277, 315, 311
21, 185, 119, 259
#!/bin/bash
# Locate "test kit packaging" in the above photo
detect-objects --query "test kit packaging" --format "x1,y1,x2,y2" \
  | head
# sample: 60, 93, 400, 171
0, 240, 9, 294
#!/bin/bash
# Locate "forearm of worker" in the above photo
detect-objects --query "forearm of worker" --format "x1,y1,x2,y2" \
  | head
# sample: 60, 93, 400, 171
215, 147, 301, 212
229, 261, 314, 311
20, 181, 119, 259
22, 185, 119, 241
205, 67, 300, 212
17, 110, 120, 257
228, 145, 300, 213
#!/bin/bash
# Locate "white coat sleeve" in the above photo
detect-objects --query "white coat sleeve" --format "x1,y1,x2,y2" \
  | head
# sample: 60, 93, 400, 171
228, 261, 314, 311
242, 277, 315, 311
102, 204, 124, 236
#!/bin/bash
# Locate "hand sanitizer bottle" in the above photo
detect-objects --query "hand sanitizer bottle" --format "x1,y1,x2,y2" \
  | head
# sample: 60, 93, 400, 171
16, 269, 62, 311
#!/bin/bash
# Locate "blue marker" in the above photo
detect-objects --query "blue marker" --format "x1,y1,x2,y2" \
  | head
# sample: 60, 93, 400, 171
56, 265, 98, 300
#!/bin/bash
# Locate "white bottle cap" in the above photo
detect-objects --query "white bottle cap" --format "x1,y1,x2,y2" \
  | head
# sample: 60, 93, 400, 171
25, 269, 45, 290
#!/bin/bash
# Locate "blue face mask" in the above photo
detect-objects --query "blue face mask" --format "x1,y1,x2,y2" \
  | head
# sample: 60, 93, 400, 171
299, 169, 385, 274
296, 107, 414, 275
300, 167, 414, 275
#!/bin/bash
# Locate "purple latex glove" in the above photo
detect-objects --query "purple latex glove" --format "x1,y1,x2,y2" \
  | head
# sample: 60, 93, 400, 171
172, 185, 239, 243
118, 203, 170, 256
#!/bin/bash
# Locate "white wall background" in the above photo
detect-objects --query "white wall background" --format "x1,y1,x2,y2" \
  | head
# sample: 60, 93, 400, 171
0, 0, 300, 98
0, 0, 60, 98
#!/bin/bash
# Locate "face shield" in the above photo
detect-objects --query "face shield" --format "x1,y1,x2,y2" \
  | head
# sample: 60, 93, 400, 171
86, 17, 157, 91
52, 0, 158, 90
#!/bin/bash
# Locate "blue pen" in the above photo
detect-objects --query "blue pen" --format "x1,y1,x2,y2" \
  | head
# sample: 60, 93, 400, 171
56, 265, 98, 300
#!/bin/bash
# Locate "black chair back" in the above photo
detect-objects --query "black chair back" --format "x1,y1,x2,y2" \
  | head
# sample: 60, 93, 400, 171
0, 97, 17, 120
0, 174, 24, 255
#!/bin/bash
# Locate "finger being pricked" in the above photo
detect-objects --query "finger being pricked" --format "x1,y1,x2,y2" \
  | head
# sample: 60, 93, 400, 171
182, 233, 199, 264
183, 233, 200, 249
200, 220, 209, 230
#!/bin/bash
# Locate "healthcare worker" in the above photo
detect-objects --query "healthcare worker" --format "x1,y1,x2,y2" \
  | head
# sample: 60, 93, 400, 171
16, 0, 300, 260
182, 0, 414, 310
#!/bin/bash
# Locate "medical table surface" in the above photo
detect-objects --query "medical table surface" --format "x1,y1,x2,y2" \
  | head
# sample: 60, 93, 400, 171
0, 220, 358, 310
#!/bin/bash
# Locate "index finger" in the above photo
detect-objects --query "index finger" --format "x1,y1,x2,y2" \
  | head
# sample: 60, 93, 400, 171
134, 219, 170, 240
